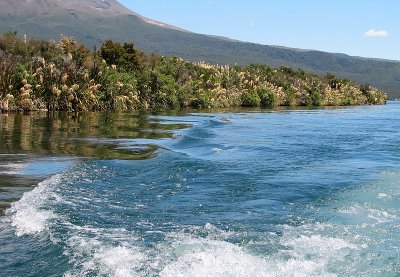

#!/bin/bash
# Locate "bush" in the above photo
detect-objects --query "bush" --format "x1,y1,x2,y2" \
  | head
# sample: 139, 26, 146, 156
342, 97, 354, 106
309, 90, 323, 106
258, 88, 275, 107
241, 91, 261, 107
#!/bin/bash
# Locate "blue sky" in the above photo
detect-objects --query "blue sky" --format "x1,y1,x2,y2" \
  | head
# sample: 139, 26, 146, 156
118, 0, 399, 61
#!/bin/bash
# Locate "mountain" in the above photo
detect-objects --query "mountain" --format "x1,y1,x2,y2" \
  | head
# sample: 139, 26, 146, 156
0, 0, 399, 97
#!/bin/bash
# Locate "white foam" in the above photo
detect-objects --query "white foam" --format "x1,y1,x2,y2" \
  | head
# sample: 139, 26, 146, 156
10, 206, 55, 236
61, 220, 363, 277
283, 234, 358, 259
284, 235, 357, 252
158, 223, 349, 277
212, 147, 222, 153
161, 239, 268, 277
340, 203, 397, 226
92, 245, 147, 276
159, 235, 344, 277
279, 234, 356, 276
64, 233, 149, 277
211, 147, 239, 156
8, 174, 62, 236
367, 208, 397, 224
377, 193, 391, 200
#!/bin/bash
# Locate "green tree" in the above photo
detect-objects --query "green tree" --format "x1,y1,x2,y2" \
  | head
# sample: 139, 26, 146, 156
100, 40, 123, 67
120, 43, 141, 72
100, 40, 141, 72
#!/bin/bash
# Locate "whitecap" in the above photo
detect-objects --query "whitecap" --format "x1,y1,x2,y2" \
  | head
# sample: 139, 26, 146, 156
212, 148, 222, 153
7, 174, 62, 236
283, 234, 358, 258
367, 208, 397, 224
160, 239, 268, 277
160, 235, 342, 277
159, 223, 343, 277
377, 193, 390, 200
64, 229, 149, 277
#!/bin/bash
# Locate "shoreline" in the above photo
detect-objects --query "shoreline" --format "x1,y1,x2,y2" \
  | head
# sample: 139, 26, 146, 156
0, 101, 389, 115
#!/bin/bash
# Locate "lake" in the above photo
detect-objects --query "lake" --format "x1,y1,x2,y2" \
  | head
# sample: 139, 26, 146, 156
0, 103, 399, 276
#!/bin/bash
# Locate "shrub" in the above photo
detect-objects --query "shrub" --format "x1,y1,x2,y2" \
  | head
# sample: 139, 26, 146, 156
241, 91, 261, 107
258, 88, 275, 107
309, 90, 323, 106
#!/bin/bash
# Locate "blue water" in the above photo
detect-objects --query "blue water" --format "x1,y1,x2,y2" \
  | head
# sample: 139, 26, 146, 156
1, 103, 400, 276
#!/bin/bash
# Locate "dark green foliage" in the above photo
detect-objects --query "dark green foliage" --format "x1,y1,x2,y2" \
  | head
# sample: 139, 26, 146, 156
100, 40, 122, 66
241, 91, 261, 107
100, 40, 141, 72
120, 43, 141, 71
302, 86, 323, 106
258, 88, 275, 107
360, 83, 374, 103
360, 83, 369, 94
308, 90, 323, 106
343, 97, 354, 106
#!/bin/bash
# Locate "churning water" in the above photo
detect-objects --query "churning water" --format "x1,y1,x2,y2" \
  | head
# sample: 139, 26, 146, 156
0, 103, 399, 276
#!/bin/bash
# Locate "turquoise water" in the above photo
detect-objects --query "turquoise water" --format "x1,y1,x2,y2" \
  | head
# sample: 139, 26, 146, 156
0, 103, 400, 276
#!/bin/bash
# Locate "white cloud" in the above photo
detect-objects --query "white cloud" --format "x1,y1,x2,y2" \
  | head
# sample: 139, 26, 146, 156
364, 29, 389, 37
249, 21, 256, 28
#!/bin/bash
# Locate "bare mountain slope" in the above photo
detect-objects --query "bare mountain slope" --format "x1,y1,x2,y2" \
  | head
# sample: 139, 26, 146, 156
0, 0, 132, 17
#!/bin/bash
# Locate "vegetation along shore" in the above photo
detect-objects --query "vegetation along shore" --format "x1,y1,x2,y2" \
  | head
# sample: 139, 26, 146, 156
0, 33, 387, 112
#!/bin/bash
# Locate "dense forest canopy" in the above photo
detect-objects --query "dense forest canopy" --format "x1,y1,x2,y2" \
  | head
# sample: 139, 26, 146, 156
0, 33, 387, 112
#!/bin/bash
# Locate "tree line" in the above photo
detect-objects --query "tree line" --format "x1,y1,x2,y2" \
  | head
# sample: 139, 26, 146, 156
0, 33, 387, 112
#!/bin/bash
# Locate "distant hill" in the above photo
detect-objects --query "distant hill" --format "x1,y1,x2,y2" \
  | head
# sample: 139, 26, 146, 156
0, 0, 399, 97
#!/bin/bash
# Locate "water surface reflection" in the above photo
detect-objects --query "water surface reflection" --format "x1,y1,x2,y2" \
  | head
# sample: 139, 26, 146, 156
0, 111, 190, 214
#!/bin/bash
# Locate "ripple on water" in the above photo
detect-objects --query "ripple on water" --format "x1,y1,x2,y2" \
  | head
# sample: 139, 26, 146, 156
2, 105, 400, 276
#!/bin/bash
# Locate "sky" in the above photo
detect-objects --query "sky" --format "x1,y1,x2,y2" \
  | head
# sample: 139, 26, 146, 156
118, 0, 399, 61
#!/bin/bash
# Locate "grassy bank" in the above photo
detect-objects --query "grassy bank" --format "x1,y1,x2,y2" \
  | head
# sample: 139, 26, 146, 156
0, 33, 387, 112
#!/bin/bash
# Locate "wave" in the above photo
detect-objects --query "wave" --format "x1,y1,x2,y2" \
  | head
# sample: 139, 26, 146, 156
7, 174, 62, 236
4, 161, 400, 276
158, 222, 359, 277
64, 227, 148, 277
0, 162, 26, 175
7, 176, 353, 277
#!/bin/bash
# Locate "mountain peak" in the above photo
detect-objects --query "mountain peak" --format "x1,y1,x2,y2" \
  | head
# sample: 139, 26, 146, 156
0, 0, 182, 31
0, 0, 132, 17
